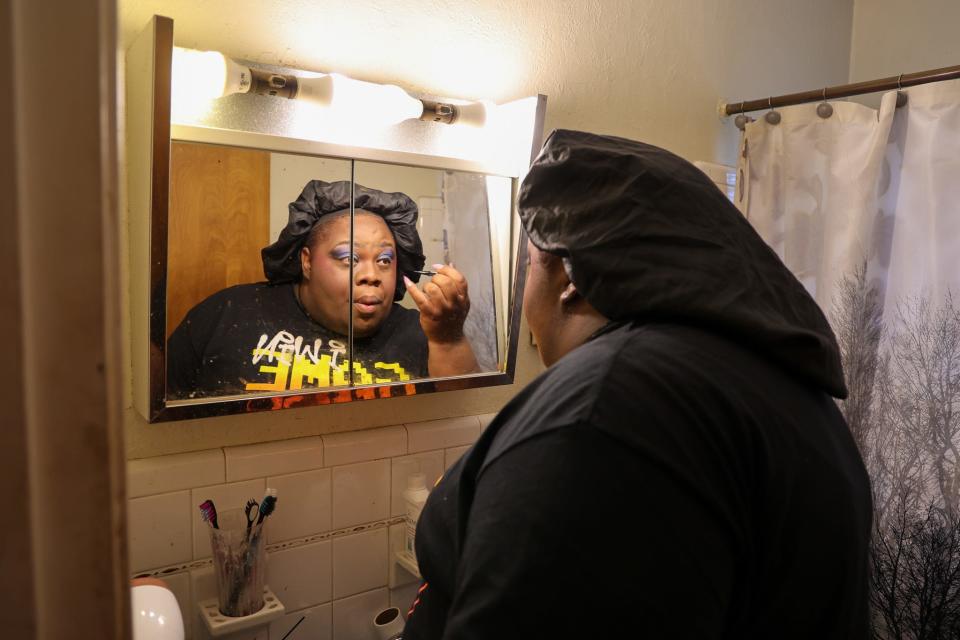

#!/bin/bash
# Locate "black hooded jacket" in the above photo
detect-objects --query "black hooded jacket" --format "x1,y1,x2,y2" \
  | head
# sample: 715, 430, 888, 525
402, 131, 872, 639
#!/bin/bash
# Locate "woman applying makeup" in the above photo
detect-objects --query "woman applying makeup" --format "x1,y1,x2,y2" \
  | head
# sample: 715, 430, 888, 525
166, 180, 477, 399
403, 131, 871, 640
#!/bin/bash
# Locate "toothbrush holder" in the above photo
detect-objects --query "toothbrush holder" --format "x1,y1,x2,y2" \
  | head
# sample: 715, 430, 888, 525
208, 509, 267, 617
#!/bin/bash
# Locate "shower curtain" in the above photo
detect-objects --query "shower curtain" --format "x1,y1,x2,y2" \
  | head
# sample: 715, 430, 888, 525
738, 78, 960, 637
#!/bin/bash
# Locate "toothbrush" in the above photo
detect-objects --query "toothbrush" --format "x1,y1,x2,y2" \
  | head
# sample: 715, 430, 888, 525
243, 498, 259, 544
244, 499, 259, 535
198, 499, 218, 529
256, 488, 278, 525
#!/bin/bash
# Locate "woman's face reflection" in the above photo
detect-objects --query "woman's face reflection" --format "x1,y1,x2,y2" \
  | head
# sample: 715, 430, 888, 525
300, 211, 398, 337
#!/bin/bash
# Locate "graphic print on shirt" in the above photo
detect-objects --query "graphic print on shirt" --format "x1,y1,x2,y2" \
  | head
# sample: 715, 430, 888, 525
244, 329, 412, 392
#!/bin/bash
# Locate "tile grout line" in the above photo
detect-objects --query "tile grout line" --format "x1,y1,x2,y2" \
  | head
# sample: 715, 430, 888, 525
133, 516, 406, 580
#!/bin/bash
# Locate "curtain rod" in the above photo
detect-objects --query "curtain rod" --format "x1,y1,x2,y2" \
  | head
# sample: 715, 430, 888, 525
722, 63, 960, 116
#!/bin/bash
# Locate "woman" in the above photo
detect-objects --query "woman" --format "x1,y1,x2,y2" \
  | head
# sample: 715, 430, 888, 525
402, 130, 871, 639
167, 180, 477, 399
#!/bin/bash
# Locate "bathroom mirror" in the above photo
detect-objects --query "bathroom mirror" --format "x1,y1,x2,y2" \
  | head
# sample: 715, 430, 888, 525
164, 144, 511, 401
127, 16, 546, 421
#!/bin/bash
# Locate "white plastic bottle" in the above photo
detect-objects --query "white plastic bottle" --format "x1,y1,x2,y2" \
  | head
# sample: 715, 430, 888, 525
403, 473, 430, 565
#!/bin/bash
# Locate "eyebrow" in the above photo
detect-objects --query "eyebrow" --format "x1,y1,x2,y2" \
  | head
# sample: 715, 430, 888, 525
330, 240, 396, 249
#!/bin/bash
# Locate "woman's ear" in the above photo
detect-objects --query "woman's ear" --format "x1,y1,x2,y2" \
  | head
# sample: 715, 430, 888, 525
300, 247, 312, 280
559, 282, 579, 304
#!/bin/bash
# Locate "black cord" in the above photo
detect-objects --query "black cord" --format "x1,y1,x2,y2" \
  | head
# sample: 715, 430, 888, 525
279, 615, 306, 640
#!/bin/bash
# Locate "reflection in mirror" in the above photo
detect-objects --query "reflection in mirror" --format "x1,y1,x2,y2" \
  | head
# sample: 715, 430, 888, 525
352, 162, 507, 382
163, 144, 511, 403
277, 176, 431, 390
165, 142, 353, 399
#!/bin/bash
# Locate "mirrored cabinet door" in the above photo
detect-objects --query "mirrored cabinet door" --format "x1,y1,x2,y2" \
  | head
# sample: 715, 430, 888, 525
352, 162, 508, 386
164, 146, 514, 405
164, 142, 354, 401
127, 15, 545, 421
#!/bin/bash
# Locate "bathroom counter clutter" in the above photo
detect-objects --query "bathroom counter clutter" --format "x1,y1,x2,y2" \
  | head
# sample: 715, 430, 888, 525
198, 586, 284, 637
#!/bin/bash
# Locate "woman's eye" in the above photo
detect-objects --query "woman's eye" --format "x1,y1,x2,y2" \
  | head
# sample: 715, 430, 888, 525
376, 254, 393, 266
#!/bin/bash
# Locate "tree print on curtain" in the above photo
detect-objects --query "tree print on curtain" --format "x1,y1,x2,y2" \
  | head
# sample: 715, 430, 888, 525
835, 265, 960, 638
739, 78, 960, 639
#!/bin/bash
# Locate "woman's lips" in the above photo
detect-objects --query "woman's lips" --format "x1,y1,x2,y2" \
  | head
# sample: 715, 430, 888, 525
354, 295, 383, 315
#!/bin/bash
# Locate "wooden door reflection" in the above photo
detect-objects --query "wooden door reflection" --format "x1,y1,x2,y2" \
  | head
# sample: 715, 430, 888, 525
166, 142, 270, 337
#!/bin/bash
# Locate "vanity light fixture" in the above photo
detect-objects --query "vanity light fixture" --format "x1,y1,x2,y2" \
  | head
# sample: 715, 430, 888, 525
419, 99, 496, 127
171, 46, 495, 127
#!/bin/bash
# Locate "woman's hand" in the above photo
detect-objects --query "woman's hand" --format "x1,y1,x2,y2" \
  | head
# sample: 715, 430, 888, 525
404, 264, 471, 343
404, 265, 479, 376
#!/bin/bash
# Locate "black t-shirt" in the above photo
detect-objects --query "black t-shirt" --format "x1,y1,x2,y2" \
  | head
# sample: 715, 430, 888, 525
402, 321, 872, 639
166, 282, 428, 399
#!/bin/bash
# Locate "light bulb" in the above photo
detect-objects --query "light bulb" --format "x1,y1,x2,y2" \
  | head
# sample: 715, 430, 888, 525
453, 100, 498, 128
171, 47, 251, 118
296, 73, 424, 125
419, 99, 500, 128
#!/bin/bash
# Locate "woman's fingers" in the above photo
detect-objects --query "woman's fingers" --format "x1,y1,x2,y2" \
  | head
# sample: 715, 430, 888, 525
406, 268, 471, 343
425, 281, 461, 319
404, 275, 433, 313
430, 266, 469, 315
429, 274, 462, 307
405, 267, 470, 323
405, 276, 447, 320
432, 264, 468, 297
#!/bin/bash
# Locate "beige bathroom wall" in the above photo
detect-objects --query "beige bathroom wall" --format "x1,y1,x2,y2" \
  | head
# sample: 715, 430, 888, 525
849, 0, 960, 84
126, 418, 487, 639
119, 0, 855, 458
121, 0, 854, 166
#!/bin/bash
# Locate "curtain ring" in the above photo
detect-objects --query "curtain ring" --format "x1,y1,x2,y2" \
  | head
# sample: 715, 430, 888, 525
896, 73, 908, 107
764, 96, 781, 125
734, 101, 750, 131
817, 87, 833, 119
